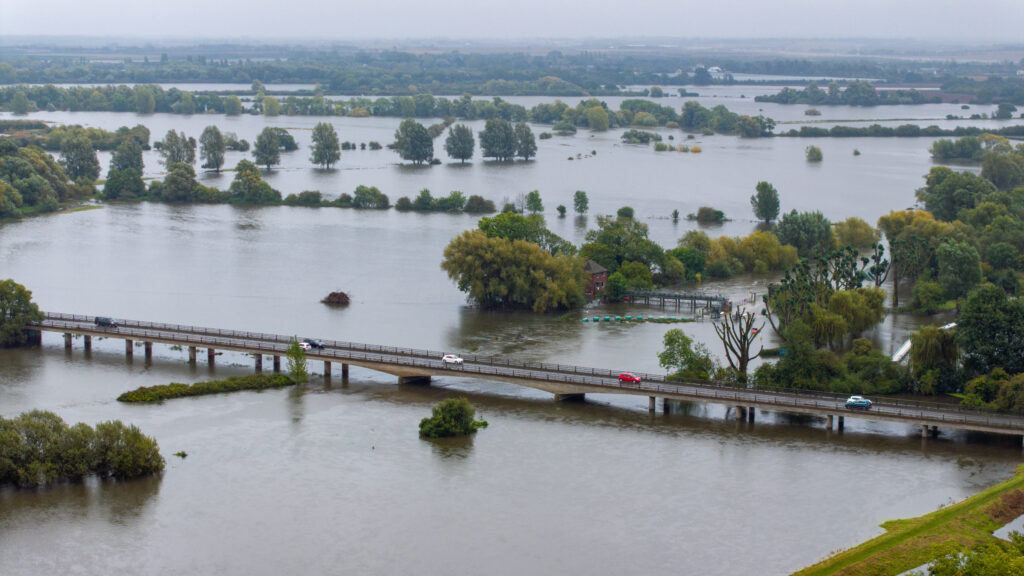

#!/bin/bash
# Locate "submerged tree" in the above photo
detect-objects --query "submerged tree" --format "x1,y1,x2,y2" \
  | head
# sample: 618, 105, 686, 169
0, 279, 43, 347
199, 125, 226, 173
444, 124, 475, 163
310, 122, 341, 169
286, 338, 308, 383
418, 397, 488, 438
750, 181, 780, 223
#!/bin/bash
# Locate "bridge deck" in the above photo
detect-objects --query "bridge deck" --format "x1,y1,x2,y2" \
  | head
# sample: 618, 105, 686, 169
35, 312, 1024, 437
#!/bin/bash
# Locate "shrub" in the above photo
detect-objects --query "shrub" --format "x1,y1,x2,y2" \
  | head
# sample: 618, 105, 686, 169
617, 206, 634, 219
118, 374, 296, 403
654, 142, 669, 151
464, 195, 497, 213
0, 410, 163, 487
418, 398, 488, 438
806, 145, 823, 162
689, 206, 725, 223
690, 146, 702, 153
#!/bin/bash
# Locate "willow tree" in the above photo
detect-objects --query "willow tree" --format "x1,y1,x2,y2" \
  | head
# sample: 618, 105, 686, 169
310, 122, 341, 169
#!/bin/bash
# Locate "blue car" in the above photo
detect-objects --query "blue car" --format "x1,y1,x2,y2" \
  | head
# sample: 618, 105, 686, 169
845, 395, 872, 410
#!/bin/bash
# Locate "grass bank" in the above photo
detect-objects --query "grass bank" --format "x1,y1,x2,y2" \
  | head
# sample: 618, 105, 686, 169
795, 464, 1024, 575
118, 373, 296, 403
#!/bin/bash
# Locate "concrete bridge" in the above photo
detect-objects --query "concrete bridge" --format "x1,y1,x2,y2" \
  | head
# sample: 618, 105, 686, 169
34, 312, 1024, 439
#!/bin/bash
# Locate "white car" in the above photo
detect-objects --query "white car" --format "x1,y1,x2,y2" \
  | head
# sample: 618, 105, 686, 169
298, 342, 312, 351
441, 354, 464, 365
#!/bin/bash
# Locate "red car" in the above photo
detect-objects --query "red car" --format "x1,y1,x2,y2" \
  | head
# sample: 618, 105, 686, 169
618, 372, 641, 384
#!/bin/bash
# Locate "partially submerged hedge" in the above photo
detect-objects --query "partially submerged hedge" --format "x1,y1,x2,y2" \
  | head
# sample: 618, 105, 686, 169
118, 373, 295, 403
0, 410, 164, 487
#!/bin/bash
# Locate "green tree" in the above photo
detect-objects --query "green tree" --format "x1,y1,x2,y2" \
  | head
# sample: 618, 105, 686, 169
832, 217, 879, 250
158, 130, 196, 167
262, 96, 281, 117
479, 118, 516, 161
199, 125, 226, 173
310, 122, 341, 169
586, 106, 610, 131
557, 205, 567, 217
573, 190, 589, 215
525, 190, 543, 214
392, 118, 433, 165
580, 215, 664, 274
134, 86, 155, 114
253, 127, 281, 170
10, 91, 31, 115
776, 210, 832, 256
223, 95, 243, 116
806, 145, 823, 162
444, 124, 475, 163
351, 185, 389, 209
58, 135, 99, 184
750, 181, 780, 223
418, 398, 487, 438
958, 283, 1024, 376
617, 206, 634, 219
103, 168, 145, 200
441, 230, 585, 312
110, 139, 144, 174
228, 160, 281, 204
936, 239, 982, 300
160, 162, 198, 202
916, 167, 998, 222
0, 279, 43, 347
286, 338, 308, 383
514, 122, 537, 160
658, 328, 716, 380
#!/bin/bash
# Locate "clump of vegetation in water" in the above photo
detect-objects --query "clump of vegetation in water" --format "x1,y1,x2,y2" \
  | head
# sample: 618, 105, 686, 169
117, 374, 295, 403
687, 206, 726, 223
0, 410, 164, 487
806, 145, 824, 162
419, 397, 488, 438
321, 291, 351, 306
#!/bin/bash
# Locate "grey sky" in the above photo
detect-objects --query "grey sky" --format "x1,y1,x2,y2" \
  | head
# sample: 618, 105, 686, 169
3, 0, 1024, 43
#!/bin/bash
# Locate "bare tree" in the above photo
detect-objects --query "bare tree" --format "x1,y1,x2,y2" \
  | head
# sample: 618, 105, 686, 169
713, 309, 765, 382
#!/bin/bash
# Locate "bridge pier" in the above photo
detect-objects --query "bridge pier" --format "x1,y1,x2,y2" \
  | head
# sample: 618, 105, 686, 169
188, 346, 197, 364
273, 356, 281, 373
342, 363, 349, 379
827, 414, 834, 430
144, 342, 153, 360
125, 339, 133, 358
922, 425, 928, 438
207, 348, 215, 365
324, 361, 331, 378
555, 393, 585, 402
83, 335, 91, 352
255, 354, 263, 372
64, 333, 72, 350
838, 416, 845, 430
747, 407, 755, 422
649, 396, 656, 412
734, 406, 747, 420
399, 375, 432, 385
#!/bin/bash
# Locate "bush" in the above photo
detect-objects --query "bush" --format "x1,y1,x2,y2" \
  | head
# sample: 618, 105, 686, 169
0, 410, 164, 487
418, 398, 488, 438
806, 145, 823, 162
464, 195, 497, 213
117, 374, 296, 403
912, 280, 946, 314
689, 206, 725, 223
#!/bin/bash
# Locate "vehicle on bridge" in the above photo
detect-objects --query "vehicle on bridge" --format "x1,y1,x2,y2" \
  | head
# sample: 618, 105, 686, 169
441, 354, 464, 365
94, 317, 119, 328
845, 395, 872, 410
302, 338, 325, 350
618, 372, 641, 384
298, 341, 312, 351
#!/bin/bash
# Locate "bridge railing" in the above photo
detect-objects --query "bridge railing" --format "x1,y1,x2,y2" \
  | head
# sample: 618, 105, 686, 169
38, 312, 1024, 427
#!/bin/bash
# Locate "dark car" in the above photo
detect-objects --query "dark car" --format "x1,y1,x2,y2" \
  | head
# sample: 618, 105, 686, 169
302, 338, 325, 350
94, 316, 119, 328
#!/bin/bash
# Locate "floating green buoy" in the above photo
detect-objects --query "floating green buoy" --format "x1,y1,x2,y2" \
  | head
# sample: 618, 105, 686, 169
583, 318, 589, 322
625, 316, 632, 320
603, 316, 610, 322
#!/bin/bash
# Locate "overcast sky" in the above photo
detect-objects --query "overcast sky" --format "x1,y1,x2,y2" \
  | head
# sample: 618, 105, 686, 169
3, 0, 1024, 43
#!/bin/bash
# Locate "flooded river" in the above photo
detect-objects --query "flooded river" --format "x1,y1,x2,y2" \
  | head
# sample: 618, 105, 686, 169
1, 93, 1022, 574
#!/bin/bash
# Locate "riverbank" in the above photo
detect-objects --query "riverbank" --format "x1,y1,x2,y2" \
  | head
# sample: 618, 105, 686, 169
795, 463, 1024, 575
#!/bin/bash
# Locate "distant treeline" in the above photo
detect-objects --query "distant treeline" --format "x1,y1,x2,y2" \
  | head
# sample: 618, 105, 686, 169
778, 124, 1024, 139
0, 45, 1019, 94
754, 81, 941, 106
